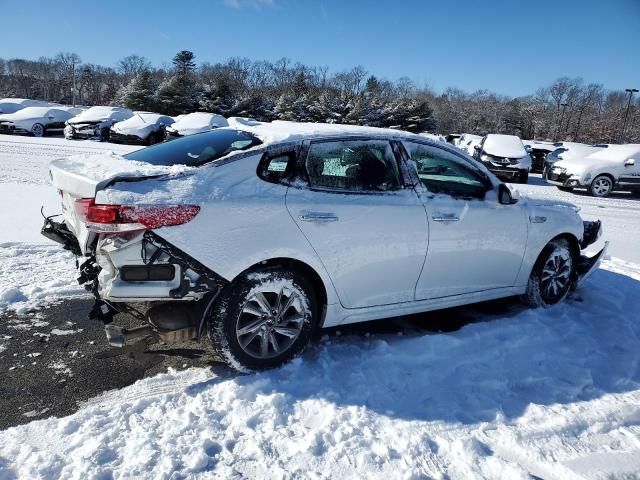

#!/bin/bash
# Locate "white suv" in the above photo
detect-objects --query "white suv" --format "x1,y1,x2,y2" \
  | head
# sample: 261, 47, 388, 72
43, 120, 606, 370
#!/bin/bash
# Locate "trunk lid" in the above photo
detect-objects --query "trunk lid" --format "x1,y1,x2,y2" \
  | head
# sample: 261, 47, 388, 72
49, 152, 187, 254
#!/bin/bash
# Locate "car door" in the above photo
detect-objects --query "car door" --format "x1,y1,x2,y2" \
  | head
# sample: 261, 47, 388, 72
618, 156, 640, 191
403, 141, 528, 300
285, 138, 428, 309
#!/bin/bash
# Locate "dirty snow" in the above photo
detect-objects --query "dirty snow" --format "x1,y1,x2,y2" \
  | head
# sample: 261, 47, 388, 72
0, 134, 640, 479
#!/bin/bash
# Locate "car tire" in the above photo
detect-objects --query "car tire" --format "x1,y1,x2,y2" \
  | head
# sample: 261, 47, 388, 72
208, 268, 319, 371
521, 238, 575, 308
518, 170, 529, 184
589, 175, 613, 197
99, 127, 110, 142
557, 186, 574, 192
31, 123, 45, 137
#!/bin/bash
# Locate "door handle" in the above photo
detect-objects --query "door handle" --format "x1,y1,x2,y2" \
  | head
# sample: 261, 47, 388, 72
299, 211, 339, 222
432, 213, 460, 222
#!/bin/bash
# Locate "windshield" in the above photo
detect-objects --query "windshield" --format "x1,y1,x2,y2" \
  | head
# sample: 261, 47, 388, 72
123, 129, 262, 166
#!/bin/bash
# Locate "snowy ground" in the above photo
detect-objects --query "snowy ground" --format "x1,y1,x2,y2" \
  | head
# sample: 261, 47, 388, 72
0, 134, 639, 479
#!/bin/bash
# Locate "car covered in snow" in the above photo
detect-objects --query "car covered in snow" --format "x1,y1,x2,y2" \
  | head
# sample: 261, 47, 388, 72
165, 112, 228, 138
0, 106, 83, 137
546, 144, 640, 197
473, 134, 531, 183
64, 106, 134, 141
0, 98, 50, 115
109, 112, 175, 145
458, 133, 483, 156
42, 120, 606, 370
542, 142, 604, 178
522, 140, 557, 173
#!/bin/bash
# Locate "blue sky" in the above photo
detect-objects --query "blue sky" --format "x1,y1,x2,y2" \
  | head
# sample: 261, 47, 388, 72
2, 0, 638, 97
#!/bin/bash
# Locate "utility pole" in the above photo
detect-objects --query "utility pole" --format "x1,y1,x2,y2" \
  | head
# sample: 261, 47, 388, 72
620, 88, 638, 143
555, 103, 568, 140
71, 57, 77, 107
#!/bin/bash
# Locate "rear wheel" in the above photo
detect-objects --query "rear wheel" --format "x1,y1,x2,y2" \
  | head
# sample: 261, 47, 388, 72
521, 238, 575, 307
31, 123, 45, 137
208, 269, 318, 371
589, 175, 613, 197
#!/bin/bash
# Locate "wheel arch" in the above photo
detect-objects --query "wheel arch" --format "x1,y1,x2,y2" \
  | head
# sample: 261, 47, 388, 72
234, 257, 329, 327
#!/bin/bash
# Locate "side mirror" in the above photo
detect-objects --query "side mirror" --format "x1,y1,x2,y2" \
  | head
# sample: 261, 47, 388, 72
624, 158, 635, 167
499, 184, 519, 205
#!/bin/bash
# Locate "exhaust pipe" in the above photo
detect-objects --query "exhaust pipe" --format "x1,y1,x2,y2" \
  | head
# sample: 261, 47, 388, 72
104, 324, 153, 348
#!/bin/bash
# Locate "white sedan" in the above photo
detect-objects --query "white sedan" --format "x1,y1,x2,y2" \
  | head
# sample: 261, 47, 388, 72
0, 106, 82, 137
0, 98, 50, 114
65, 106, 134, 141
109, 112, 175, 145
43, 121, 606, 370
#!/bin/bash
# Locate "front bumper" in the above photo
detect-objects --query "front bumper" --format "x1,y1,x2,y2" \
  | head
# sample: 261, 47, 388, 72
577, 241, 608, 285
545, 169, 585, 188
480, 162, 525, 181
109, 131, 146, 144
0, 123, 29, 135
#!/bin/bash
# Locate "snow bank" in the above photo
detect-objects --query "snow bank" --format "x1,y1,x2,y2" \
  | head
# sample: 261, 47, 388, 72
0, 260, 639, 479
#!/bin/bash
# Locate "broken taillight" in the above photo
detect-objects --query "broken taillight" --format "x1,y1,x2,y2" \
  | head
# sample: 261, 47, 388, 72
74, 198, 200, 233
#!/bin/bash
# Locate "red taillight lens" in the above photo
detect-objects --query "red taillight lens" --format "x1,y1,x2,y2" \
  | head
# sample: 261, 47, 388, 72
74, 198, 200, 232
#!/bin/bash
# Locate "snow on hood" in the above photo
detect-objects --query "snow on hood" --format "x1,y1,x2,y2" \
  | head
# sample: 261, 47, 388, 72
172, 113, 228, 133
482, 134, 527, 158
50, 152, 192, 184
68, 107, 129, 124
522, 194, 580, 212
111, 113, 172, 134
0, 107, 52, 122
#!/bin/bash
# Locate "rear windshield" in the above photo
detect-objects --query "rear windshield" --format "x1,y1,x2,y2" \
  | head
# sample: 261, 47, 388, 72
124, 129, 262, 166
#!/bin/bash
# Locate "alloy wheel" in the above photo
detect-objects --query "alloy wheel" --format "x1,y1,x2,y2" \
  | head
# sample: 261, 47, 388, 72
31, 123, 44, 137
592, 177, 612, 196
236, 285, 307, 359
540, 249, 572, 301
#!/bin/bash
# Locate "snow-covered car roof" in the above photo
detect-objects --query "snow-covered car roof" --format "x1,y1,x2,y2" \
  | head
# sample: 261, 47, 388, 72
0, 98, 49, 106
116, 113, 174, 128
226, 118, 425, 145
68, 106, 133, 123
173, 112, 228, 130
0, 106, 60, 121
482, 134, 527, 158
584, 144, 640, 162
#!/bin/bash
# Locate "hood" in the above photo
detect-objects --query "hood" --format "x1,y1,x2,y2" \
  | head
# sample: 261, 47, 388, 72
522, 193, 580, 212
68, 107, 128, 124
483, 135, 527, 158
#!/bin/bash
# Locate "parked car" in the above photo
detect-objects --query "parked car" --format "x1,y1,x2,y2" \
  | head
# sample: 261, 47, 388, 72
458, 133, 483, 155
109, 112, 175, 145
473, 134, 531, 183
0, 98, 50, 114
522, 140, 557, 173
42, 121, 605, 370
0, 106, 82, 137
64, 106, 134, 141
542, 142, 604, 178
165, 112, 228, 138
546, 144, 640, 197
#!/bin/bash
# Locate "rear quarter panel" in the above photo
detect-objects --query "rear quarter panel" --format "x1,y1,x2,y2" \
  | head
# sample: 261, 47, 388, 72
97, 153, 340, 306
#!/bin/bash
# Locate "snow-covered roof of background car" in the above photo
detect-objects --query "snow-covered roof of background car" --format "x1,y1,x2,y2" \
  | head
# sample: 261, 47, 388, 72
174, 112, 228, 129
584, 144, 640, 162
226, 118, 425, 145
0, 106, 58, 120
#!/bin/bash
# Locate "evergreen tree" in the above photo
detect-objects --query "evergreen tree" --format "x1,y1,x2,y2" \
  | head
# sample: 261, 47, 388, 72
173, 50, 196, 76
155, 75, 200, 115
118, 70, 156, 111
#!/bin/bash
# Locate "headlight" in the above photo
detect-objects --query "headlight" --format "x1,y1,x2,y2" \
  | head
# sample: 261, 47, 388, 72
480, 154, 490, 161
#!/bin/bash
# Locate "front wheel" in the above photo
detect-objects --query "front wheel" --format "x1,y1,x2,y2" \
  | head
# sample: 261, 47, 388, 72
589, 175, 613, 197
31, 123, 45, 137
518, 170, 529, 184
208, 269, 318, 371
521, 238, 575, 308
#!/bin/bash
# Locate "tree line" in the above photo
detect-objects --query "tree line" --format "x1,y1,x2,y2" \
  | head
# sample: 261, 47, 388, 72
0, 51, 637, 143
